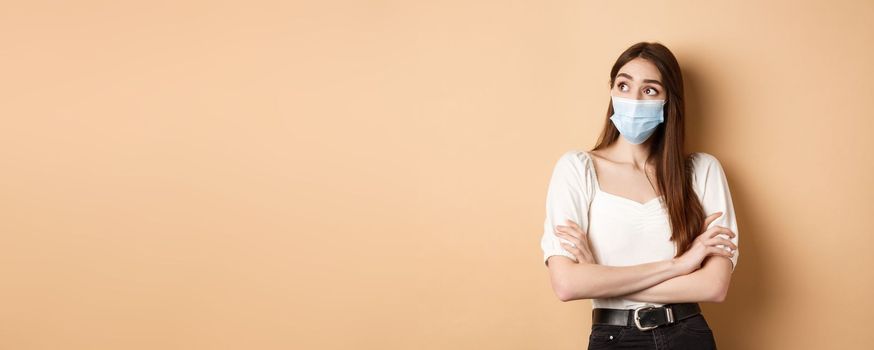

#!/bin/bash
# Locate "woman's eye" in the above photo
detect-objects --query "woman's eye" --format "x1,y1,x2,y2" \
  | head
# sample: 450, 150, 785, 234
618, 82, 628, 91
644, 87, 659, 95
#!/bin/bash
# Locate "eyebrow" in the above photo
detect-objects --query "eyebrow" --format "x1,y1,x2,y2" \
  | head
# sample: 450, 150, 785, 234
616, 73, 663, 87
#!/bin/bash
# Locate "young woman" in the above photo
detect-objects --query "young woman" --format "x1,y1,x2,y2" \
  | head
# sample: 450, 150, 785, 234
539, 42, 739, 349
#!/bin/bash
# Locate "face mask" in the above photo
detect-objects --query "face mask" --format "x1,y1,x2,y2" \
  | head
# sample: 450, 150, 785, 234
609, 95, 666, 144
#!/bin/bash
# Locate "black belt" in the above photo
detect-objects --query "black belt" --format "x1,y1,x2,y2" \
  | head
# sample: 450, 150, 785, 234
592, 303, 701, 331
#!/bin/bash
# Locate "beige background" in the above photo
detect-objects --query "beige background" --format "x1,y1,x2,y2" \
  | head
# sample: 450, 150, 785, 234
1, 1, 872, 349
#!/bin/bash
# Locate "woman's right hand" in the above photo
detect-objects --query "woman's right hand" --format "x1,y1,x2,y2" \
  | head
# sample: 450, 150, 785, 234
673, 211, 737, 275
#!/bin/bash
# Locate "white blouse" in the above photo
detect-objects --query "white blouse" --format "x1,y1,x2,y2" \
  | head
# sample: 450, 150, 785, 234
540, 150, 739, 310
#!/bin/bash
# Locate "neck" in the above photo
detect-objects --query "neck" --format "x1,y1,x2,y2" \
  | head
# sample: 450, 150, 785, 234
607, 137, 654, 170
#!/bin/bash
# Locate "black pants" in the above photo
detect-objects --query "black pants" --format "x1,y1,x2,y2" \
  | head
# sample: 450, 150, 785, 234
587, 313, 717, 349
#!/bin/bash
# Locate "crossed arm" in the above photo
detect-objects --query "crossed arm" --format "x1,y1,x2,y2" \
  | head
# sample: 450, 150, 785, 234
618, 255, 734, 303
546, 254, 733, 303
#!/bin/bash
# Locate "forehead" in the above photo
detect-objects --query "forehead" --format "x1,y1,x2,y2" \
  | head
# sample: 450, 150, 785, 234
616, 58, 661, 82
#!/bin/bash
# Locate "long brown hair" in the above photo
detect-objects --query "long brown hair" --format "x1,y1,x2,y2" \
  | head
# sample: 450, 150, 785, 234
591, 41, 704, 258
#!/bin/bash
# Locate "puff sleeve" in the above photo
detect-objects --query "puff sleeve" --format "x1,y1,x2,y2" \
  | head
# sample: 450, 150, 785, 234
692, 152, 740, 272
540, 151, 592, 267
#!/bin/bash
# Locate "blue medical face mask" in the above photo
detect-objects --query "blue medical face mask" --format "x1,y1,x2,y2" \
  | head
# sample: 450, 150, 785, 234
609, 94, 667, 144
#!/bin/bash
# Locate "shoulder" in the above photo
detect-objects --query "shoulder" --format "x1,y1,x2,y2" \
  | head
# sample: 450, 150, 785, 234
689, 151, 723, 172
556, 149, 591, 170
548, 150, 596, 197
559, 149, 589, 163
550, 149, 591, 178
688, 152, 730, 191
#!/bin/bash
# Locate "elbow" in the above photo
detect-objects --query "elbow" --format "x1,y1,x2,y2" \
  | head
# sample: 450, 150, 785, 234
551, 277, 576, 302
710, 293, 726, 303
551, 274, 598, 302
709, 282, 729, 303
555, 290, 572, 303
546, 256, 596, 302
710, 290, 726, 303
556, 287, 585, 303
549, 269, 589, 302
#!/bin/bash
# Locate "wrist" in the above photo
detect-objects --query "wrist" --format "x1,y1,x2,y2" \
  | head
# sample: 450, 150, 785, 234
669, 257, 688, 276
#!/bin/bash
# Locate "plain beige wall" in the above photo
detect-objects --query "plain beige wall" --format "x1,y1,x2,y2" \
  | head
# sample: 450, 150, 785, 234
1, 1, 873, 349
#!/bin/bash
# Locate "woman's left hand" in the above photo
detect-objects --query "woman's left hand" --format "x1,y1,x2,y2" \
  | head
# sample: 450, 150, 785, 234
555, 219, 596, 264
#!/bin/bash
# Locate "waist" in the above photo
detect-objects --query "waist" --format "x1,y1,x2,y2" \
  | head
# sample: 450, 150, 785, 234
592, 302, 701, 331
592, 298, 666, 310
